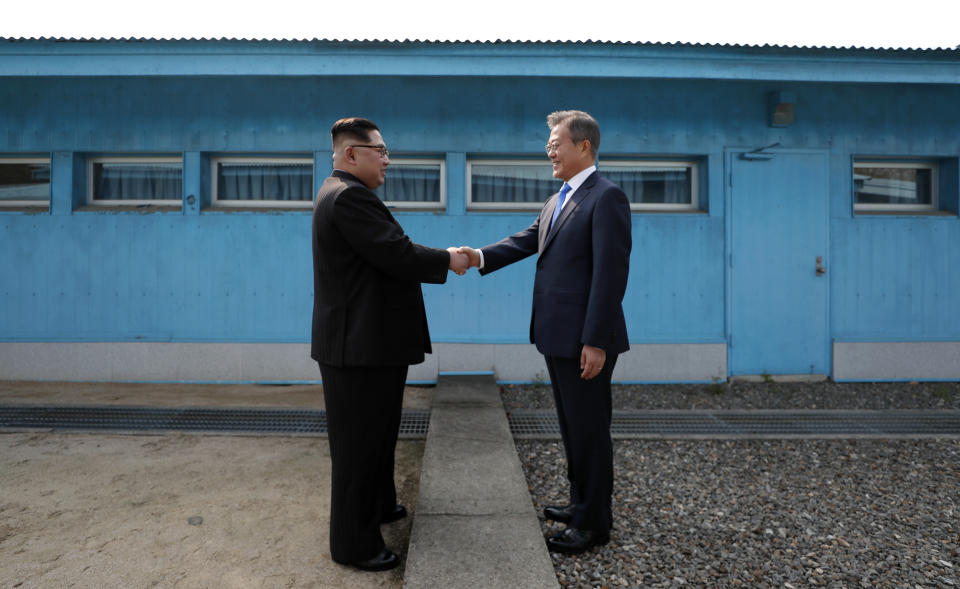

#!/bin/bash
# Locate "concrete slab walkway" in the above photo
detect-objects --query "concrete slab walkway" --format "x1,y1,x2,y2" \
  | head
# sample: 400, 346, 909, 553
404, 375, 558, 589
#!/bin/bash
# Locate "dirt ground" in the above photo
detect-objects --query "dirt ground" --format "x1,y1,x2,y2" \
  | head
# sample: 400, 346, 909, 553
0, 381, 433, 411
0, 382, 431, 589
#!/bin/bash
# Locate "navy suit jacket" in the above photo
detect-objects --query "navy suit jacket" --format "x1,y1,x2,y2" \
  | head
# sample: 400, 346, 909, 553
480, 171, 632, 359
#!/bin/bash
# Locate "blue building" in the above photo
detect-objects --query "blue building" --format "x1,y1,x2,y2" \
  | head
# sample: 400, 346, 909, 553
1, 38, 959, 383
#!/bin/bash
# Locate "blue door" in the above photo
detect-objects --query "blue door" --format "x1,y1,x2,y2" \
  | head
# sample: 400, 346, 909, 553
728, 150, 830, 376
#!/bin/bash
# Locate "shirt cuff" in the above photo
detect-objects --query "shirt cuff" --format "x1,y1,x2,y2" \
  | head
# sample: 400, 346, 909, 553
477, 248, 485, 270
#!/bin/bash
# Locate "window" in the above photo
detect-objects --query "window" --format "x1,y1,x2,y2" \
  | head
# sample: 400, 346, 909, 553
88, 157, 182, 205
0, 158, 50, 207
854, 160, 937, 212
375, 159, 445, 209
602, 161, 698, 211
212, 156, 314, 208
467, 159, 698, 211
468, 161, 556, 210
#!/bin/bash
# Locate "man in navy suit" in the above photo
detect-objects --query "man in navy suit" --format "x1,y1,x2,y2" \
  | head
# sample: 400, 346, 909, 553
459, 110, 632, 554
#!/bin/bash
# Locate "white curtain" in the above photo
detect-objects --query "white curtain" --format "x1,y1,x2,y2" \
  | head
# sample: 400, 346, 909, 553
217, 163, 312, 201
604, 167, 691, 204
95, 163, 182, 200
471, 165, 556, 203
378, 164, 442, 203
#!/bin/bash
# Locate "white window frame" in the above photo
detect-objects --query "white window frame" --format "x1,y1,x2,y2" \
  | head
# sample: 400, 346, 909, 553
378, 158, 446, 210
853, 159, 938, 213
87, 156, 183, 206
0, 157, 51, 207
466, 159, 699, 211
601, 160, 699, 212
211, 156, 315, 208
466, 159, 556, 211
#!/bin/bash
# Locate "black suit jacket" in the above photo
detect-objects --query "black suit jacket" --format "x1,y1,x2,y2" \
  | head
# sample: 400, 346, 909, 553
480, 171, 632, 359
311, 170, 449, 367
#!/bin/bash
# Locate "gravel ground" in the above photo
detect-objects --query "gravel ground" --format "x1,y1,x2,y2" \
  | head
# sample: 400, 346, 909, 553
507, 382, 960, 588
502, 381, 960, 412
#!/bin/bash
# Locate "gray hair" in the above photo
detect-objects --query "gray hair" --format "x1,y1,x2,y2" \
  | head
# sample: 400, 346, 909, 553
547, 110, 600, 159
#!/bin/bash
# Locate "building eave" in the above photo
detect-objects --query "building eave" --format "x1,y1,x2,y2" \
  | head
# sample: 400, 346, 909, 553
2, 38, 959, 84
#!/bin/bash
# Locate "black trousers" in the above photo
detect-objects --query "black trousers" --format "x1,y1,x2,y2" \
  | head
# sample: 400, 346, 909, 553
318, 362, 407, 563
544, 352, 618, 532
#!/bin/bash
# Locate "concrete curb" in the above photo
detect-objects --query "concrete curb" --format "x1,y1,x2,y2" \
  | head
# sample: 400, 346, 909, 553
403, 375, 558, 589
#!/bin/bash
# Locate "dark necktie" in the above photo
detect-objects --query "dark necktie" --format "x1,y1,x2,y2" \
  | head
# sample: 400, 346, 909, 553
549, 182, 572, 230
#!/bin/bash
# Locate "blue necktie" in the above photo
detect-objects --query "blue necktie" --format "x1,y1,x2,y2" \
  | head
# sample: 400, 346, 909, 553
549, 182, 572, 230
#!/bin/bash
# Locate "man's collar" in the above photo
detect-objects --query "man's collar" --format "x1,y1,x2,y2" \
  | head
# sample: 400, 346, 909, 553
564, 165, 597, 193
332, 168, 360, 183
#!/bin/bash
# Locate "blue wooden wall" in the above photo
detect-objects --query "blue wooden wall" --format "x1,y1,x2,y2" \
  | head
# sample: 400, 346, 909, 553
2, 75, 959, 366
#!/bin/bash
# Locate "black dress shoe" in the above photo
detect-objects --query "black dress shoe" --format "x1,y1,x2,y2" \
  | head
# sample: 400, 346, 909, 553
345, 548, 400, 572
543, 504, 575, 524
546, 527, 610, 554
381, 504, 407, 524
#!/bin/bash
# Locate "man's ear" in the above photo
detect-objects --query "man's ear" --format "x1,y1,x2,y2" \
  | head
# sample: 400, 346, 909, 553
342, 146, 356, 165
579, 140, 592, 158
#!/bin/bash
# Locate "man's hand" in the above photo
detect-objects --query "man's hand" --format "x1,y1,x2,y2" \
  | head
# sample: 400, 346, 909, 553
456, 246, 481, 268
447, 247, 470, 275
580, 344, 606, 380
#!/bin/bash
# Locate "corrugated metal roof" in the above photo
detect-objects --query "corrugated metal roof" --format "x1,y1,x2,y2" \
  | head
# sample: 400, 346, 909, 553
2, 36, 958, 53
4, 36, 958, 85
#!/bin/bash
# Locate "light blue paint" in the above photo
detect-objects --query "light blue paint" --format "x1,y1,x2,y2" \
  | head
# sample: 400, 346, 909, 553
445, 152, 466, 216
832, 217, 960, 339
183, 152, 203, 214
728, 150, 831, 375
1, 44, 960, 381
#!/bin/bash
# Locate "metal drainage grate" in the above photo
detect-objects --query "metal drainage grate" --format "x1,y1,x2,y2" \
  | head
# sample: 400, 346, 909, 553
509, 410, 960, 439
0, 405, 430, 438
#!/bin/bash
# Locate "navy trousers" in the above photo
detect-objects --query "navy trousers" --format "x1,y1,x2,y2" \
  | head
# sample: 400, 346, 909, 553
544, 352, 618, 532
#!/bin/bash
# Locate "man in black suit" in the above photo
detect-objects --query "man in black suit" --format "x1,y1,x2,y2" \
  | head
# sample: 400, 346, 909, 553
312, 117, 469, 571
459, 110, 632, 554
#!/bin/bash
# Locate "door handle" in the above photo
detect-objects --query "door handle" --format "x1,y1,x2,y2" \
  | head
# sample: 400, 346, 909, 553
816, 256, 826, 276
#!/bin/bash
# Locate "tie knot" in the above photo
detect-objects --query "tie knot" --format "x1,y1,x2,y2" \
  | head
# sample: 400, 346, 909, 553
560, 183, 571, 196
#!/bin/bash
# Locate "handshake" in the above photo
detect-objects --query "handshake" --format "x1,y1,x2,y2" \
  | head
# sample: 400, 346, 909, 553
446, 247, 481, 276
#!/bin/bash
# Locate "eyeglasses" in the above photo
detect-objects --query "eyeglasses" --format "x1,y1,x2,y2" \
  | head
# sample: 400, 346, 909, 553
349, 144, 390, 158
545, 142, 564, 154
546, 140, 586, 154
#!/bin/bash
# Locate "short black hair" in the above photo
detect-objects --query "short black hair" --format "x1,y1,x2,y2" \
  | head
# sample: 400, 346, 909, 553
331, 117, 380, 146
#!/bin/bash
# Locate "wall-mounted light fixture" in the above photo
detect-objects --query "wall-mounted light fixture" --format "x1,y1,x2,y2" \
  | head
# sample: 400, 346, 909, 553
768, 91, 796, 127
